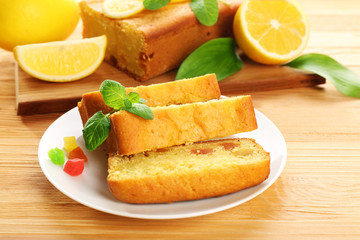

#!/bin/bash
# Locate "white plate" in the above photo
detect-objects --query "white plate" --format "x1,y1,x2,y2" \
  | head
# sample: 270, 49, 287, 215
38, 107, 287, 219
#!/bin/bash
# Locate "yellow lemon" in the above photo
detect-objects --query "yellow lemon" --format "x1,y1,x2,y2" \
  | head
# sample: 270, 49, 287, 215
233, 0, 309, 65
0, 0, 80, 51
102, 0, 145, 19
14, 35, 107, 82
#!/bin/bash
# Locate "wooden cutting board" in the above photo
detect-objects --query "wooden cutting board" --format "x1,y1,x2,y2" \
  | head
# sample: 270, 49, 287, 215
15, 57, 325, 115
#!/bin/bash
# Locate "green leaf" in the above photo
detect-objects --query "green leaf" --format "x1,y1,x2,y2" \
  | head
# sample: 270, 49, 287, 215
175, 38, 243, 81
127, 92, 140, 103
190, 0, 219, 26
124, 98, 133, 109
139, 98, 147, 104
82, 111, 111, 151
143, 0, 170, 10
285, 53, 360, 98
127, 103, 154, 120
100, 79, 126, 109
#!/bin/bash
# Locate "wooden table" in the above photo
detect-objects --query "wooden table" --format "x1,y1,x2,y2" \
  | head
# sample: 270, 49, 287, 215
1, 0, 359, 239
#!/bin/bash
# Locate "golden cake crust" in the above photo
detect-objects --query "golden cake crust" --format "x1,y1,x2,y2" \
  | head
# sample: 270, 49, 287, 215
107, 138, 270, 204
107, 96, 257, 155
79, 0, 241, 81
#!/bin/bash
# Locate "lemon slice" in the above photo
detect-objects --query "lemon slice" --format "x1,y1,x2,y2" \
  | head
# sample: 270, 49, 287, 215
102, 0, 145, 19
14, 35, 107, 82
233, 0, 309, 65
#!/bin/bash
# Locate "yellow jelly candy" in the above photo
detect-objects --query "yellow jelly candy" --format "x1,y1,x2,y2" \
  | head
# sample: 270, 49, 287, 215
64, 136, 78, 152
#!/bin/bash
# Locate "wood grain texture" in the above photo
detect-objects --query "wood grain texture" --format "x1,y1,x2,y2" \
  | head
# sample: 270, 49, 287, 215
1, 0, 360, 239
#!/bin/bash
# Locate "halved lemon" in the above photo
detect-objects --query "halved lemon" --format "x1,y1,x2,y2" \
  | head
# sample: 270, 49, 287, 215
233, 0, 309, 65
14, 35, 107, 82
102, 0, 145, 19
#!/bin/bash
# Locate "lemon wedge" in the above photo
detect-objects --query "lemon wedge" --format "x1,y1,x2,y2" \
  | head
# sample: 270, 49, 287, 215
14, 35, 107, 82
233, 0, 309, 65
102, 0, 145, 19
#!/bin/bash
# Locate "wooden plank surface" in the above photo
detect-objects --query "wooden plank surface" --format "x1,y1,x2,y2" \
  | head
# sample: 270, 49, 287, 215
15, 56, 324, 115
1, 0, 360, 239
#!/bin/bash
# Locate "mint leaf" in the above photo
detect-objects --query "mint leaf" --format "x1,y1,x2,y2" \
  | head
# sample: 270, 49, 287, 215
82, 111, 111, 151
124, 98, 133, 109
100, 80, 126, 109
285, 53, 360, 98
128, 92, 140, 103
139, 98, 147, 104
190, 0, 219, 26
176, 38, 243, 81
127, 103, 154, 120
143, 0, 170, 10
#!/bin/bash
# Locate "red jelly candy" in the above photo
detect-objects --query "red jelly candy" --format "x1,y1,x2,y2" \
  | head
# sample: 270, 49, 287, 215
68, 146, 88, 162
64, 158, 84, 176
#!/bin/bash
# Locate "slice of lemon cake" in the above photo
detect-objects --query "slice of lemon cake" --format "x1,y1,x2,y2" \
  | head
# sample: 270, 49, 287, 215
107, 138, 270, 204
107, 96, 257, 155
78, 74, 221, 125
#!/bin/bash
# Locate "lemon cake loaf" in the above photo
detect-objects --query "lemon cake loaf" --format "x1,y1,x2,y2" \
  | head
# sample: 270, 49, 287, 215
107, 96, 257, 155
79, 0, 241, 81
107, 138, 270, 204
78, 74, 221, 125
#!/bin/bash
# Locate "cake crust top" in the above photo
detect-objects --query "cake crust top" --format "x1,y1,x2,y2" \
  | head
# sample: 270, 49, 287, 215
80, 0, 241, 38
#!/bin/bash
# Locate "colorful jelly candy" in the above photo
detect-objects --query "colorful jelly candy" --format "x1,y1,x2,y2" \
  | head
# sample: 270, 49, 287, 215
63, 136, 78, 152
68, 146, 88, 162
63, 158, 84, 176
48, 147, 65, 165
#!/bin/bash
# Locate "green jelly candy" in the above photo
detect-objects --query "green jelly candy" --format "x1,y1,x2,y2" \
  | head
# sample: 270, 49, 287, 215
48, 147, 65, 165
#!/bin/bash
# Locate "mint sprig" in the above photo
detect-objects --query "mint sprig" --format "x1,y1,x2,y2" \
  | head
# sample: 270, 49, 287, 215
82, 80, 154, 151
